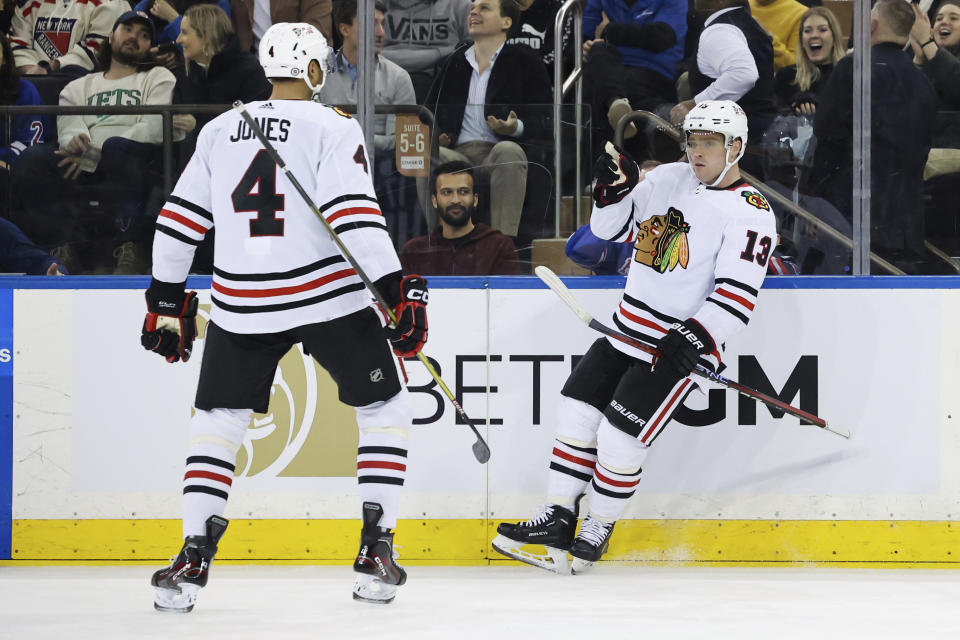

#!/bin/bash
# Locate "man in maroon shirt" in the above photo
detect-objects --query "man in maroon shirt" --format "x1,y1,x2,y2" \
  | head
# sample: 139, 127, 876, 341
401, 161, 519, 275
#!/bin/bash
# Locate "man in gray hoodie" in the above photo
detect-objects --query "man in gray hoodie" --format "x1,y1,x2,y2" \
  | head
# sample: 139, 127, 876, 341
381, 0, 471, 101
320, 0, 419, 247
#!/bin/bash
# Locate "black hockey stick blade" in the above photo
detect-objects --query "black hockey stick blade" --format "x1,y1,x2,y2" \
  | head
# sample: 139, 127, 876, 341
534, 266, 846, 439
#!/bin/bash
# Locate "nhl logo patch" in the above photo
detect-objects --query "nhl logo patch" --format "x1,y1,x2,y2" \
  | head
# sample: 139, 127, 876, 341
369, 368, 384, 382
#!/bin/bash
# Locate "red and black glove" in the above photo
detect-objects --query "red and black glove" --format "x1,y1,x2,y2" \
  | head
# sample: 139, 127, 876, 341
652, 319, 715, 378
142, 279, 199, 363
381, 274, 428, 357
592, 141, 640, 207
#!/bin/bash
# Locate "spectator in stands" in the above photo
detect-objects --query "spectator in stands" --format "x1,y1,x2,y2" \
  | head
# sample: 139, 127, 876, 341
910, 0, 960, 109
134, 0, 233, 58
319, 0, 419, 248
381, 0, 471, 102
9, 0, 126, 76
749, 0, 808, 70
0, 218, 67, 275
809, 0, 938, 273
229, 0, 332, 53
401, 161, 518, 275
774, 7, 846, 116
11, 11, 176, 274
671, 0, 778, 174
505, 0, 574, 79
582, 0, 687, 141
0, 36, 47, 215
424, 0, 552, 241
174, 3, 271, 132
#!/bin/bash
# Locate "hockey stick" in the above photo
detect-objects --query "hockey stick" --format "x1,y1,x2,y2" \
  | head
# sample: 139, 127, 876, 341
535, 266, 848, 439
233, 102, 491, 463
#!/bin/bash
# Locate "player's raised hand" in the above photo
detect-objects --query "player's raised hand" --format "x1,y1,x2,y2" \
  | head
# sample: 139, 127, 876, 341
142, 280, 199, 363
384, 275, 428, 357
592, 141, 639, 207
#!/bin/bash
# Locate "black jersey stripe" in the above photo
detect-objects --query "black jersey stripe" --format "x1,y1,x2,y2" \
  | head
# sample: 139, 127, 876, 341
714, 277, 758, 297
706, 297, 750, 324
559, 442, 598, 455
167, 195, 213, 221
332, 220, 388, 234
186, 456, 236, 471
357, 446, 408, 457
156, 223, 201, 246
213, 255, 346, 281
610, 214, 632, 242
357, 476, 405, 485
211, 282, 365, 314
621, 293, 680, 325
590, 479, 636, 500
320, 193, 379, 211
550, 462, 594, 483
183, 485, 229, 500
613, 314, 665, 348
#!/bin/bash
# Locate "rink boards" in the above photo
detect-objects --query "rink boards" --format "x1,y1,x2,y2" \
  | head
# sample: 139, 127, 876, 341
2, 275, 960, 565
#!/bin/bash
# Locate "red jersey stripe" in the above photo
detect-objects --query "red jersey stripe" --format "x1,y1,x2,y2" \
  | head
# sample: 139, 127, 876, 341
619, 304, 668, 334
641, 378, 692, 444
553, 447, 596, 468
714, 287, 755, 311
160, 209, 208, 234
326, 207, 382, 224
357, 461, 407, 472
184, 470, 233, 486
594, 468, 641, 488
213, 268, 356, 298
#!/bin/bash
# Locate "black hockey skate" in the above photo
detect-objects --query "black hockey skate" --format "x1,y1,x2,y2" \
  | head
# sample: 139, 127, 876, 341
492, 504, 577, 574
569, 516, 615, 575
151, 515, 229, 612
353, 502, 407, 604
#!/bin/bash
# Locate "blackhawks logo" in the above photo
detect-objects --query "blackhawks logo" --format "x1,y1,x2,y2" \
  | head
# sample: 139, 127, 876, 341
741, 190, 770, 210
633, 207, 691, 272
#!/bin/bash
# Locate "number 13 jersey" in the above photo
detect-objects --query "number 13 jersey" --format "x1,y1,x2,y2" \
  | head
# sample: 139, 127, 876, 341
590, 162, 778, 370
151, 100, 400, 334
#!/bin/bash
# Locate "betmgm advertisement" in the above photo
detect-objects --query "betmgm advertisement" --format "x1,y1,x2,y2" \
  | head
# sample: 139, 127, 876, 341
6, 282, 959, 564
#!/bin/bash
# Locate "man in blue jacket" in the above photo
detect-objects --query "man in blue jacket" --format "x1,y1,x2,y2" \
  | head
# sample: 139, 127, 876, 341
582, 0, 687, 141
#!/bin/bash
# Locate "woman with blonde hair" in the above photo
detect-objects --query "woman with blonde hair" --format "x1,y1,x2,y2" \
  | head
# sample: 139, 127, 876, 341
172, 3, 271, 135
774, 6, 846, 116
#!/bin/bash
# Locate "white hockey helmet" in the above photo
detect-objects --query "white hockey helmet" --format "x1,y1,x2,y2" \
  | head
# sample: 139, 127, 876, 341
259, 22, 331, 95
682, 100, 748, 187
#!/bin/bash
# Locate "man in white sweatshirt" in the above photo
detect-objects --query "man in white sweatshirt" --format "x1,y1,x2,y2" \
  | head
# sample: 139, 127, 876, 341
12, 10, 176, 274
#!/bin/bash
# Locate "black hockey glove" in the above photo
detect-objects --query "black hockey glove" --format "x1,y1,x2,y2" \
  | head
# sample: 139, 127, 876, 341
142, 279, 199, 364
652, 319, 715, 378
592, 141, 640, 208
383, 275, 429, 358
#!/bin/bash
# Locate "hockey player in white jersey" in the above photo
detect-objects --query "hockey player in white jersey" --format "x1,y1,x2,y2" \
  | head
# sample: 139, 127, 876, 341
142, 23, 426, 610
493, 101, 777, 574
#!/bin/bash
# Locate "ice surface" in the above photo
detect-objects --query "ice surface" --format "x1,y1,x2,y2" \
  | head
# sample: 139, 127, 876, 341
1, 565, 959, 639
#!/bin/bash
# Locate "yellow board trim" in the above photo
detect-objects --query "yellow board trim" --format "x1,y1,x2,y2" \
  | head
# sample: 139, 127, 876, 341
8, 519, 960, 566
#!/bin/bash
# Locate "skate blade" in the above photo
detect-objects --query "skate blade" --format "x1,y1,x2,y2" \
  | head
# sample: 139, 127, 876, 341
491, 534, 571, 575
570, 557, 596, 575
353, 573, 398, 604
153, 584, 199, 613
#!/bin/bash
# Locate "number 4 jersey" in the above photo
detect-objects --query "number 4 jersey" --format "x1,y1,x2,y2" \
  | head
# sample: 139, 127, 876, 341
590, 162, 777, 371
151, 100, 400, 334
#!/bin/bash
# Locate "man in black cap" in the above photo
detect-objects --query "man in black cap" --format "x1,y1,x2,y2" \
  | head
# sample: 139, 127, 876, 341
11, 9, 176, 274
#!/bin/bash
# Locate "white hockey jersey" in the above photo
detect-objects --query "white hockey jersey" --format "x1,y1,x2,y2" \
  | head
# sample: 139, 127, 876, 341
590, 162, 777, 370
152, 100, 401, 334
